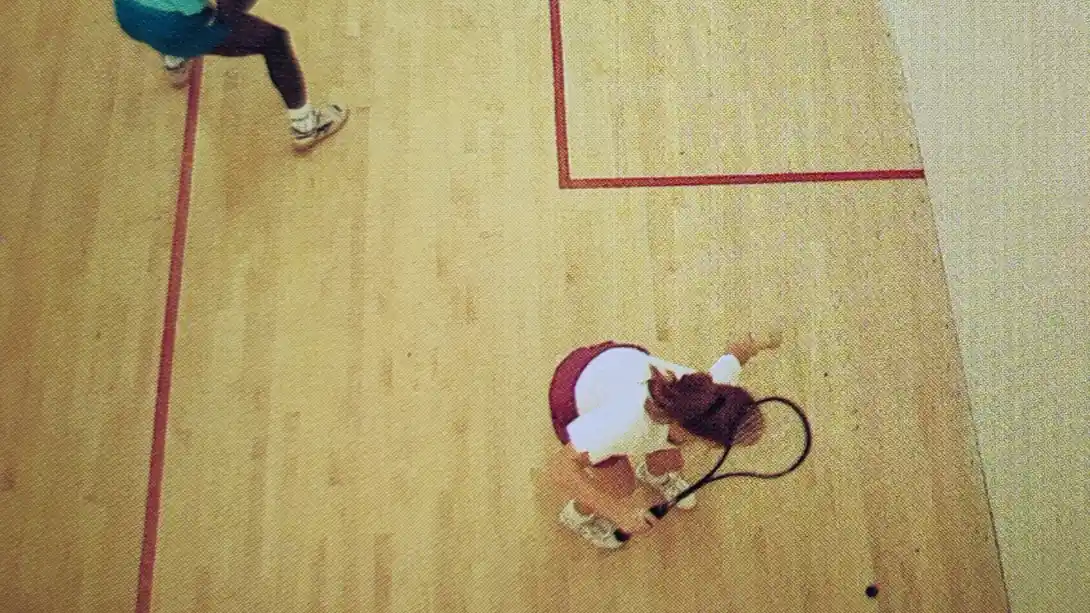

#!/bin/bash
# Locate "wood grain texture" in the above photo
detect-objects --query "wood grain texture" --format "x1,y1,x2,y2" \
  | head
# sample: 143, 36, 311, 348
150, 0, 1005, 611
1, 0, 1009, 611
561, 0, 922, 178
0, 1, 186, 611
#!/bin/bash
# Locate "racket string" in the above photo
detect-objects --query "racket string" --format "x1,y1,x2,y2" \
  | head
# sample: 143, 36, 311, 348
673, 396, 812, 504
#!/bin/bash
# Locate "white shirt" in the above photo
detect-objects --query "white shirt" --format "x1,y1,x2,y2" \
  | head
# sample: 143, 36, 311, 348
566, 348, 742, 463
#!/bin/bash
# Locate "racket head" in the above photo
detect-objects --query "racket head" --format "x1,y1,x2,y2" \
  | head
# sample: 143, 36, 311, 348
703, 396, 812, 482
614, 397, 811, 544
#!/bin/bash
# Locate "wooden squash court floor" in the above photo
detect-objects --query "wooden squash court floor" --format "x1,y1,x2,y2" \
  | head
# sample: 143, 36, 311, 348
0, 0, 1009, 611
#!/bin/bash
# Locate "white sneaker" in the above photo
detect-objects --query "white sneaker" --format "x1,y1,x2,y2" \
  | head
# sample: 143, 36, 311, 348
291, 103, 350, 152
636, 461, 696, 510
558, 500, 625, 550
162, 56, 191, 88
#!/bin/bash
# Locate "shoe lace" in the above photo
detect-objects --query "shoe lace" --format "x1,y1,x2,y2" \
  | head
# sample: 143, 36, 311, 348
586, 517, 617, 538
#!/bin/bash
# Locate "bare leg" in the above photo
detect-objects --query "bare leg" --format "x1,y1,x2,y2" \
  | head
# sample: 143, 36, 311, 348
645, 448, 684, 477
573, 458, 637, 516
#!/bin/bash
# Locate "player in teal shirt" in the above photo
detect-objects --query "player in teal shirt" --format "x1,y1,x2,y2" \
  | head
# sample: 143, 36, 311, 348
113, 0, 348, 151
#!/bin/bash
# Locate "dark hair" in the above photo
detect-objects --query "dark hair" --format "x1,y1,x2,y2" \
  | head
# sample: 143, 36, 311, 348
648, 369, 764, 447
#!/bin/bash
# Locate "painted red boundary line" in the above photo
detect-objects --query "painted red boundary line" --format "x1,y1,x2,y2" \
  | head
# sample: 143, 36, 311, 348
548, 0, 573, 188
547, 0, 925, 188
134, 58, 203, 613
567, 168, 925, 188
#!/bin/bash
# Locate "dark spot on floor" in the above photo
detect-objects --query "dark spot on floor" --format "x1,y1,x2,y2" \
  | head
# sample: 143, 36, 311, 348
0, 468, 15, 492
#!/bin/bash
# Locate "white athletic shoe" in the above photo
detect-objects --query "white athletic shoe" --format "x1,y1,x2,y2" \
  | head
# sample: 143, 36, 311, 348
558, 500, 625, 550
636, 461, 696, 510
162, 56, 191, 88
291, 103, 350, 152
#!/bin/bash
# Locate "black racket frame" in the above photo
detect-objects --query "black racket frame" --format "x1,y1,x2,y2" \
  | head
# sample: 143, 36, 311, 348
614, 396, 813, 542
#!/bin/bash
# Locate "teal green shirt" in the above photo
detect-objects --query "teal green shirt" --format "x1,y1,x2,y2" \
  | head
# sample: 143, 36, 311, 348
128, 0, 208, 15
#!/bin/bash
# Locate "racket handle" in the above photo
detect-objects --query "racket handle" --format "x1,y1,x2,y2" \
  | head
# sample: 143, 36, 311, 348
613, 503, 670, 543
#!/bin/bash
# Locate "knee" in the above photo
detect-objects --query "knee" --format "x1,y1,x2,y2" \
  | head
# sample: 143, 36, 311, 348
248, 21, 291, 53
609, 472, 638, 497
647, 449, 685, 473
266, 24, 291, 51
593, 458, 638, 498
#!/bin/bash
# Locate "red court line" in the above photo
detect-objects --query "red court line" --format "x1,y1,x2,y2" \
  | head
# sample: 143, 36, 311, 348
548, 0, 572, 187
567, 169, 926, 188
134, 58, 203, 613
547, 0, 925, 188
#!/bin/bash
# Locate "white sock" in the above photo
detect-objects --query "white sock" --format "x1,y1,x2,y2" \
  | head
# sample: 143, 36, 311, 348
163, 55, 185, 69
289, 103, 315, 132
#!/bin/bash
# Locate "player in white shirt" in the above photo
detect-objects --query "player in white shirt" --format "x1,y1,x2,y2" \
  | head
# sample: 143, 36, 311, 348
546, 330, 782, 549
